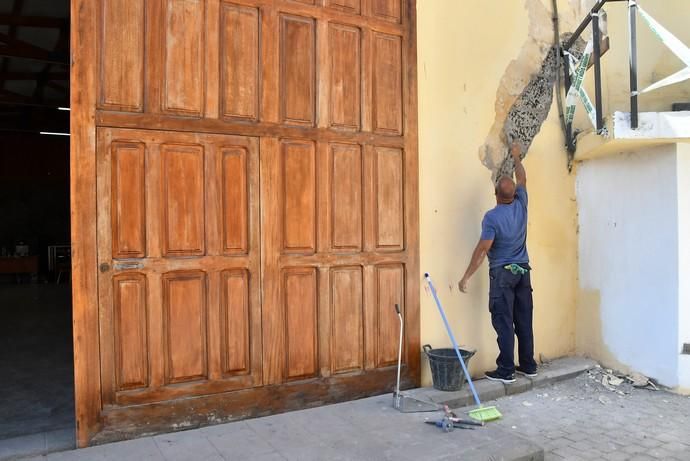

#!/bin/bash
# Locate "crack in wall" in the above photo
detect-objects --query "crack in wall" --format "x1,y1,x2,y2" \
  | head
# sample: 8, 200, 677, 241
480, 0, 589, 183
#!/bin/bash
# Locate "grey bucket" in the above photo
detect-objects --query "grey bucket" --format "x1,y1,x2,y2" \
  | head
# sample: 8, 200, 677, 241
423, 344, 476, 392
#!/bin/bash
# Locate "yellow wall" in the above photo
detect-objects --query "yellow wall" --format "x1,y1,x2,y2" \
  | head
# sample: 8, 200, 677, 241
417, 0, 578, 385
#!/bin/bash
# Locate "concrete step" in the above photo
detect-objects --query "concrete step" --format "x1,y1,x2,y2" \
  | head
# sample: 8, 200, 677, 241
407, 356, 598, 410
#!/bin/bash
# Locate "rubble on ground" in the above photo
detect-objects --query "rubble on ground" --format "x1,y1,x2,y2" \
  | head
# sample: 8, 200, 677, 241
585, 364, 660, 397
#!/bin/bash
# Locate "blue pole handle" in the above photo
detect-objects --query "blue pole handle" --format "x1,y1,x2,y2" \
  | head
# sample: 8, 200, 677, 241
424, 273, 482, 407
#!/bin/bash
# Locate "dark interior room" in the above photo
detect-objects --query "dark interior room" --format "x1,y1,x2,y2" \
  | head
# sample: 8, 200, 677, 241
0, 0, 75, 451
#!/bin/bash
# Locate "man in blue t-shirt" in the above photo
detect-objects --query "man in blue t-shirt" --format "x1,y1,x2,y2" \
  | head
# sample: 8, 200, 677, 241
457, 142, 538, 384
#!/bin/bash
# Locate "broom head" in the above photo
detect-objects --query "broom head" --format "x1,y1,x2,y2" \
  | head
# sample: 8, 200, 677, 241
468, 405, 502, 422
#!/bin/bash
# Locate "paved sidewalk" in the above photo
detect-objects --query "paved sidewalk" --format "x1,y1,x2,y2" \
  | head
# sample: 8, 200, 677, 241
482, 368, 690, 460
9, 356, 688, 461
14, 395, 541, 461
4, 356, 596, 461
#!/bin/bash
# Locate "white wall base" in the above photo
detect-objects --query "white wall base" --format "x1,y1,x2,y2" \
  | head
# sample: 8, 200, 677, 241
577, 143, 689, 388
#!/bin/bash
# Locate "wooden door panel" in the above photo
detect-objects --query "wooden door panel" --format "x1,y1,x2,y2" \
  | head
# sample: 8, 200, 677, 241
372, 32, 403, 135
330, 143, 363, 251
327, 0, 361, 14
99, 0, 145, 111
111, 141, 147, 258
284, 268, 318, 380
161, 143, 206, 256
163, 0, 205, 116
221, 147, 249, 254
163, 271, 208, 384
280, 14, 316, 126
113, 273, 149, 390
220, 4, 260, 121
375, 264, 404, 368
375, 146, 404, 250
281, 139, 316, 253
328, 24, 361, 130
220, 269, 251, 375
331, 266, 364, 374
370, 0, 401, 22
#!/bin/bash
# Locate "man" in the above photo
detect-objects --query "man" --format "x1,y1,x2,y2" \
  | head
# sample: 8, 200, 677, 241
457, 142, 537, 384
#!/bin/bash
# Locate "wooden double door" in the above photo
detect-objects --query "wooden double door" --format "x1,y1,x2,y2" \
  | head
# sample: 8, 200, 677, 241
73, 0, 418, 443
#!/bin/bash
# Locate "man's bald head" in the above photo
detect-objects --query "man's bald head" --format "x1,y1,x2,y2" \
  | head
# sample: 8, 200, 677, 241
495, 176, 516, 204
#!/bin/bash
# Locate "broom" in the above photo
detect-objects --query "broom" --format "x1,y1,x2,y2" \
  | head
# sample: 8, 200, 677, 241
424, 273, 502, 422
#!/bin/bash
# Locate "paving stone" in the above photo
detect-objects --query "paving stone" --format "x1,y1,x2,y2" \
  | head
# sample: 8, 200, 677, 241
203, 422, 280, 460
647, 446, 674, 459
0, 433, 45, 459
639, 436, 662, 448
665, 441, 690, 453
629, 455, 655, 461
563, 432, 588, 443
552, 446, 585, 460
56, 437, 164, 461
153, 430, 222, 461
621, 443, 646, 455
605, 452, 632, 461
44, 428, 75, 452
568, 439, 592, 451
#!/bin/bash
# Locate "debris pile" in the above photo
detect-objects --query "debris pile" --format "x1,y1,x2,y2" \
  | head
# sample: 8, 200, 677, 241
586, 364, 659, 398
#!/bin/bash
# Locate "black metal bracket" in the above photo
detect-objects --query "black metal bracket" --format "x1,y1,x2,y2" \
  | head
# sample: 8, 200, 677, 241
559, 0, 639, 161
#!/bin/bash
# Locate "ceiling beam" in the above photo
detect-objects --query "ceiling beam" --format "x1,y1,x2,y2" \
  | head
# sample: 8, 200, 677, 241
0, 88, 66, 107
0, 14, 68, 29
45, 80, 68, 92
0, 71, 68, 80
0, 32, 68, 65
0, 104, 69, 133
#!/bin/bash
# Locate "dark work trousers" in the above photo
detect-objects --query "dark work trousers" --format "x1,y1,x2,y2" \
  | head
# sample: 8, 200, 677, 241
488, 266, 537, 376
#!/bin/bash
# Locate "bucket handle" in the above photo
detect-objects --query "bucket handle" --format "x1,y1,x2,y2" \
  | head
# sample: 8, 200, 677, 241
422, 344, 432, 355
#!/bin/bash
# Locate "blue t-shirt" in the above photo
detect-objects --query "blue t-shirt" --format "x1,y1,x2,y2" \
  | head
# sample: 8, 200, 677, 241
480, 185, 529, 269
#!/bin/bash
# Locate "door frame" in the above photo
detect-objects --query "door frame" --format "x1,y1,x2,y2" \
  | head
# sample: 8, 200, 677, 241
70, 0, 102, 448
70, 0, 420, 448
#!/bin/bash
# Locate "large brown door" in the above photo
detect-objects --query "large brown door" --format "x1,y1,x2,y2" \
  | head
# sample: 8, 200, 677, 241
74, 0, 419, 443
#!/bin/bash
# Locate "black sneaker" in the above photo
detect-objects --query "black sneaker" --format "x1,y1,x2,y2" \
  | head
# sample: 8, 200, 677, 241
515, 366, 538, 377
485, 370, 516, 384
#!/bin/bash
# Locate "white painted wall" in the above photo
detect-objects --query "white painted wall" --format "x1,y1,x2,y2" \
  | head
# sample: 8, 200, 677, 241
577, 145, 680, 387
677, 144, 690, 390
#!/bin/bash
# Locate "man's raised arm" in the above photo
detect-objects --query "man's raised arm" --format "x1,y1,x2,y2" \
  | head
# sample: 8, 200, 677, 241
512, 142, 526, 187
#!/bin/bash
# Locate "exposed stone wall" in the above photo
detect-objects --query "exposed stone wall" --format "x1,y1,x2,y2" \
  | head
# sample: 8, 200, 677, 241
480, 0, 590, 183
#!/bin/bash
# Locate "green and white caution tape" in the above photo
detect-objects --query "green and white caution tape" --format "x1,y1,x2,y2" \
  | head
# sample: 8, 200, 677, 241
636, 4, 690, 95
567, 58, 598, 129
564, 40, 598, 129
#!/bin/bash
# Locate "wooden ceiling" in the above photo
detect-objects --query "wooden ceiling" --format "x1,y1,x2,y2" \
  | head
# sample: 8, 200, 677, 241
0, 0, 69, 134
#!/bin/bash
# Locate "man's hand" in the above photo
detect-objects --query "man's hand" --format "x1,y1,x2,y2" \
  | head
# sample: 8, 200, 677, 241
458, 277, 469, 293
458, 239, 493, 294
510, 142, 521, 160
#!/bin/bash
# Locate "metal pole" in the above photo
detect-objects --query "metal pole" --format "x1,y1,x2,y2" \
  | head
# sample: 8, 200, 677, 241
629, 0, 639, 129
592, 12, 604, 132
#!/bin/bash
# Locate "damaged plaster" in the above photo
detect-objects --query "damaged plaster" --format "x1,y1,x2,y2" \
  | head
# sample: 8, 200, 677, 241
480, 0, 590, 182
